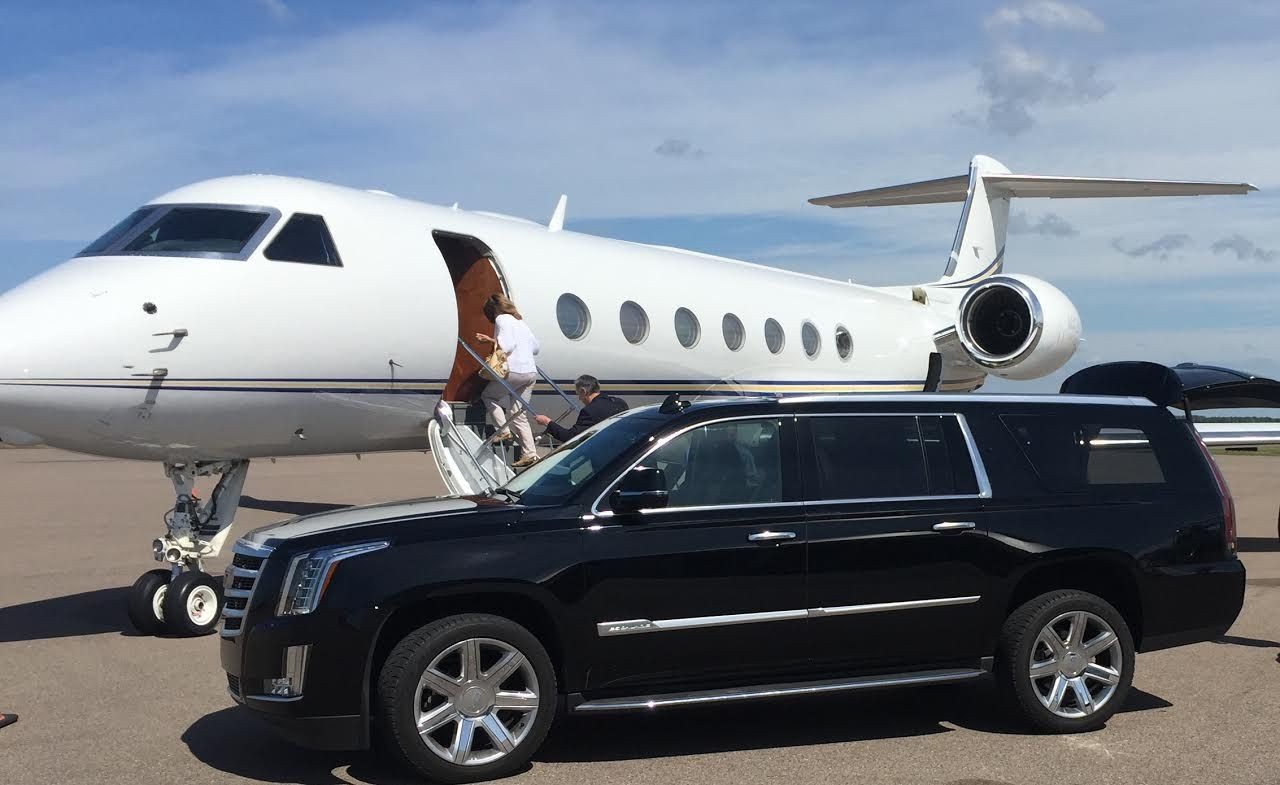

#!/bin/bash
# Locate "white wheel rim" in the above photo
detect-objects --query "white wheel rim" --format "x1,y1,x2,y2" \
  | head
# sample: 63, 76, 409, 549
1029, 610, 1123, 718
414, 637, 541, 766
152, 585, 167, 622
186, 585, 219, 626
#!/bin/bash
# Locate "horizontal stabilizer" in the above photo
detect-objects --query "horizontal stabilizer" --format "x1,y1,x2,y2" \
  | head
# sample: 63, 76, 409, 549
810, 172, 1256, 208
809, 175, 970, 208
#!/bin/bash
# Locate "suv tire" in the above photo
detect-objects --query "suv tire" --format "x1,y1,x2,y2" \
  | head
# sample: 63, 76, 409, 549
996, 589, 1134, 733
376, 613, 557, 784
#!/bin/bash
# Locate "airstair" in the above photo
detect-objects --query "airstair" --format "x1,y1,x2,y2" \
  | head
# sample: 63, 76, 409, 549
428, 339, 580, 496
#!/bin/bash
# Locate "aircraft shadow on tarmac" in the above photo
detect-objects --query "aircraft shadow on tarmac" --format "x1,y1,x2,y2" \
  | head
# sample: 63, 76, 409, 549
182, 683, 1173, 783
0, 576, 233, 643
1237, 536, 1280, 553
0, 586, 144, 642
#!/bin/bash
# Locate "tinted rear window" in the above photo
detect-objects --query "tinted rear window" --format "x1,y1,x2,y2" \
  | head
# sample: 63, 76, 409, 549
264, 213, 342, 266
1002, 416, 1167, 491
123, 207, 270, 255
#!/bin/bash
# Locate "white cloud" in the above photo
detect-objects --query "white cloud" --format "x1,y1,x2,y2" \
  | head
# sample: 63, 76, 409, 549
1111, 233, 1193, 259
654, 139, 708, 160
1008, 210, 1078, 237
985, 1, 1105, 33
256, 0, 292, 22
1211, 234, 1279, 263
964, 3, 1110, 135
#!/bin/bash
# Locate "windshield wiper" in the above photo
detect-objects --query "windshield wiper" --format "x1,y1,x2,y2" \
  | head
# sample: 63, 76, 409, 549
486, 487, 522, 503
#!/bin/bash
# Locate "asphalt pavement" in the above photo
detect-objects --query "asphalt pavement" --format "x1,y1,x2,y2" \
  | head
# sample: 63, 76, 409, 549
1, 447, 1277, 785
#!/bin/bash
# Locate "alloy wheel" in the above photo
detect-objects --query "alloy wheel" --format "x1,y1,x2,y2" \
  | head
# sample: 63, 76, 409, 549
1028, 610, 1123, 718
414, 637, 540, 766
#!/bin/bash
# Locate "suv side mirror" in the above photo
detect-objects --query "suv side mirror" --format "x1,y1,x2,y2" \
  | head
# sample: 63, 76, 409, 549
610, 467, 669, 515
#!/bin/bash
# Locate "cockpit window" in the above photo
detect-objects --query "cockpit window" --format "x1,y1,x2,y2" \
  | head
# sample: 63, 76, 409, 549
122, 207, 271, 256
79, 207, 158, 256
264, 214, 342, 267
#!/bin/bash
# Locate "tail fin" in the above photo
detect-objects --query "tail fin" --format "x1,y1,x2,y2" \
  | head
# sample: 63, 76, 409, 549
809, 155, 1256, 288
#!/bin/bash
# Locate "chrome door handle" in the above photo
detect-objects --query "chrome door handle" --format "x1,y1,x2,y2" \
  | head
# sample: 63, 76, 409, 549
748, 530, 797, 542
932, 521, 976, 532
152, 328, 189, 337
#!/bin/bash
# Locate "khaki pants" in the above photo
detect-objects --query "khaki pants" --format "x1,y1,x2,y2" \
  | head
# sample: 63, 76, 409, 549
482, 371, 537, 456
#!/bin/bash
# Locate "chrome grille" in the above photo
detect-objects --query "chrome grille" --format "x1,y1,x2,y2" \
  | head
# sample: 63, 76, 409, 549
221, 539, 273, 638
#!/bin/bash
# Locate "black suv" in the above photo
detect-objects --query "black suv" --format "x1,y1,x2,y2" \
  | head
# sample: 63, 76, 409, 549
220, 362, 1265, 784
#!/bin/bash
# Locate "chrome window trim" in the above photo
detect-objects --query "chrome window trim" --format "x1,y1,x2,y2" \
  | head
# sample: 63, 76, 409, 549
86, 203, 284, 261
590, 414, 792, 518
955, 412, 994, 499
780, 393, 1154, 406
597, 595, 982, 637
801, 412, 992, 501
590, 411, 994, 518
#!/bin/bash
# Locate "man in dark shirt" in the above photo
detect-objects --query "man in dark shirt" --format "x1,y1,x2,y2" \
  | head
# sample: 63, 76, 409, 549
534, 375, 628, 443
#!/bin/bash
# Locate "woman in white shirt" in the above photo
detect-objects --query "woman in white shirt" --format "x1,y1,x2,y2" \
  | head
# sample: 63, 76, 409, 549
475, 294, 541, 467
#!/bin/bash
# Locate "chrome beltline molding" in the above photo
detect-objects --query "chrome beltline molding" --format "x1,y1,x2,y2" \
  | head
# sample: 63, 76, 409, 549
598, 595, 980, 637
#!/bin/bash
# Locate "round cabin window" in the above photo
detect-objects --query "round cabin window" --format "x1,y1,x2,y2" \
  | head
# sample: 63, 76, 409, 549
764, 318, 785, 354
556, 293, 590, 340
722, 313, 745, 351
674, 308, 701, 348
801, 321, 821, 358
619, 300, 649, 345
835, 325, 853, 360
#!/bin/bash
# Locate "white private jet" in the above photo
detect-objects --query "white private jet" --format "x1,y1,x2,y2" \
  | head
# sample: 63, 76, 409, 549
0, 154, 1259, 635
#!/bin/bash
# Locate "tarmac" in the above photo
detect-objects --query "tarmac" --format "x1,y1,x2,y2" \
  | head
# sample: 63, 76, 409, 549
0, 447, 1277, 785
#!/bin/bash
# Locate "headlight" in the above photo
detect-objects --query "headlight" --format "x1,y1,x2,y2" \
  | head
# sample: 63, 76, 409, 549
277, 541, 389, 616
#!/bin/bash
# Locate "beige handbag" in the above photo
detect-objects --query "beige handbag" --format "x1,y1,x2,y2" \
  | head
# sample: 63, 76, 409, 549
484, 348, 509, 380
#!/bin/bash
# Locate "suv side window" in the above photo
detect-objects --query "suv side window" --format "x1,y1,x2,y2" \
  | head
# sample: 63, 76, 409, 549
646, 418, 783, 508
920, 415, 979, 495
803, 414, 980, 500
1001, 416, 1167, 491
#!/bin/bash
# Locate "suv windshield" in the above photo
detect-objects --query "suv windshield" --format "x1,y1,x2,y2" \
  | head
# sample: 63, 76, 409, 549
500, 410, 659, 506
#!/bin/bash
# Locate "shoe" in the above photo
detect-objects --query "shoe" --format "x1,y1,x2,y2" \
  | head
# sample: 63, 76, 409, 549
511, 454, 539, 469
494, 429, 513, 443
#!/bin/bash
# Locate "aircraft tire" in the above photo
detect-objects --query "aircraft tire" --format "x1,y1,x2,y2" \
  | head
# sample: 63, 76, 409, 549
162, 571, 224, 637
126, 569, 172, 635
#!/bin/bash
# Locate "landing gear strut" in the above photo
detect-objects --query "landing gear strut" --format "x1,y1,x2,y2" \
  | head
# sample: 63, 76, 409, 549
125, 460, 249, 636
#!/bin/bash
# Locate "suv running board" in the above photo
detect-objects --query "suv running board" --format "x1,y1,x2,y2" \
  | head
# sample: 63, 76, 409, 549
569, 665, 988, 714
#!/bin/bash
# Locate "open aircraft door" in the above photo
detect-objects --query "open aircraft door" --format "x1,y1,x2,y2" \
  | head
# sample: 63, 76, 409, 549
427, 400, 514, 497
1060, 361, 1280, 446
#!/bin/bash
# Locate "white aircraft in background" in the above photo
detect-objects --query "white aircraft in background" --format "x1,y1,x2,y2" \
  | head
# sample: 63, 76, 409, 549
0, 154, 1259, 635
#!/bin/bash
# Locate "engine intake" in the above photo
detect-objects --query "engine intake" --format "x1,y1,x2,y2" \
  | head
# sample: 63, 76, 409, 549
956, 274, 1080, 380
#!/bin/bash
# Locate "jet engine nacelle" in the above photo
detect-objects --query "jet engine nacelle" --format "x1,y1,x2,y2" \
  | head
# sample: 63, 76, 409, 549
955, 274, 1081, 380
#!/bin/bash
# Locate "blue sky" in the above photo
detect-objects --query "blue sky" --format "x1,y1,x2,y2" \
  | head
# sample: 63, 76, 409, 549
3, 0, 1279, 389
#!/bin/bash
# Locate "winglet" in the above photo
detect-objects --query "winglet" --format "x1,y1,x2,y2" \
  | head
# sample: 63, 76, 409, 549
548, 194, 567, 232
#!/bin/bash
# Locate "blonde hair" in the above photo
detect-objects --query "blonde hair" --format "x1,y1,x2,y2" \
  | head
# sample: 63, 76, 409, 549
483, 293, 521, 321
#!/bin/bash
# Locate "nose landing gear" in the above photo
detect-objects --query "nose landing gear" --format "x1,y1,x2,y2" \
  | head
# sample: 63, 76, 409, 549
124, 459, 249, 637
